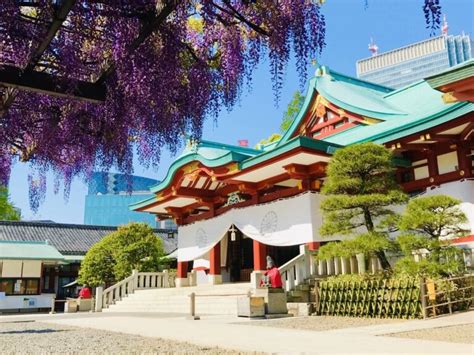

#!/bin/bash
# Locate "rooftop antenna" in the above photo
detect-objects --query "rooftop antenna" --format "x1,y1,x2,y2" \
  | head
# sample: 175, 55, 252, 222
368, 38, 378, 56
441, 14, 448, 36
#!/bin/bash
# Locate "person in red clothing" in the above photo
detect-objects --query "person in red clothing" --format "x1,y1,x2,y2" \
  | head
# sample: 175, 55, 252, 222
78, 285, 92, 299
261, 256, 283, 288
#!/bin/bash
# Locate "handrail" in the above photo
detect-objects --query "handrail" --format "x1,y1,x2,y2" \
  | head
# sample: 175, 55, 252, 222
103, 274, 134, 294
100, 270, 177, 310
278, 252, 314, 292
279, 253, 305, 273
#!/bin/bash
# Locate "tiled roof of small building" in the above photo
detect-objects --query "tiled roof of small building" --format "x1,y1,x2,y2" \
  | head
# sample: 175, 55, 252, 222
0, 221, 177, 255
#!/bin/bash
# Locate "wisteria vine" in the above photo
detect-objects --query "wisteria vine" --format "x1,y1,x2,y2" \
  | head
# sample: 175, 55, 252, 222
0, 0, 441, 211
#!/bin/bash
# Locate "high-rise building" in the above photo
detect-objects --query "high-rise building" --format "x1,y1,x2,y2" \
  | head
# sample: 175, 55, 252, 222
356, 22, 473, 89
84, 172, 176, 229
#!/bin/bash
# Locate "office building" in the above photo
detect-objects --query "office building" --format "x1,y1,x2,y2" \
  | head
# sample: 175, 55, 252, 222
357, 22, 473, 88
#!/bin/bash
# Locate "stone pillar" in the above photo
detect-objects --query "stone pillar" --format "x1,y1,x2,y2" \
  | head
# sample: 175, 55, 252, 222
132, 269, 139, 290
349, 256, 358, 274
356, 253, 366, 274
370, 256, 378, 274
95, 286, 103, 312
163, 269, 170, 288
318, 259, 327, 276
326, 258, 335, 275
209, 242, 222, 284
340, 257, 350, 275
334, 257, 341, 275
176, 261, 189, 287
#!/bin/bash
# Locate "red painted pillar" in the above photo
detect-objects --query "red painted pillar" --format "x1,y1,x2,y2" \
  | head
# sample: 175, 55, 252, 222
177, 261, 188, 279
306, 242, 321, 251
253, 240, 267, 271
209, 242, 221, 275
457, 145, 472, 178
427, 150, 438, 180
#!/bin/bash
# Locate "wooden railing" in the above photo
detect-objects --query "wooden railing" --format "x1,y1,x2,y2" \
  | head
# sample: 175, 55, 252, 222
420, 274, 474, 319
99, 270, 176, 310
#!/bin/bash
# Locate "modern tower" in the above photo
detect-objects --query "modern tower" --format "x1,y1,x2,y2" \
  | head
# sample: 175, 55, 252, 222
84, 172, 176, 229
356, 17, 473, 88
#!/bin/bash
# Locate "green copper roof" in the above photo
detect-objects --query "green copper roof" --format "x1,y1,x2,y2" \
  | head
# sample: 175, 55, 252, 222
0, 240, 64, 260
279, 65, 473, 148
131, 136, 340, 211
323, 80, 472, 146
277, 66, 400, 147
316, 70, 404, 119
147, 140, 260, 194
425, 59, 474, 89
131, 64, 471, 212
241, 136, 340, 170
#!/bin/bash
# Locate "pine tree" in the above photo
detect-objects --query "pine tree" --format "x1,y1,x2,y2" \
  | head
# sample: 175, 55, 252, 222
320, 142, 408, 269
395, 195, 469, 276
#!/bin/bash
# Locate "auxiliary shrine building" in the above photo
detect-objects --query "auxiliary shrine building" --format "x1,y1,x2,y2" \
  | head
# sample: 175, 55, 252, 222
132, 61, 474, 287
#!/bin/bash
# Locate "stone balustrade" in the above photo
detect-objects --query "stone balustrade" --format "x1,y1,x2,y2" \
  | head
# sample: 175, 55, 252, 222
96, 269, 176, 311
279, 253, 309, 292
277, 248, 385, 293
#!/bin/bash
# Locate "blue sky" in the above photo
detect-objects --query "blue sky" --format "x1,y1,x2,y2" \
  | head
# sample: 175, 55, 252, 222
8, 0, 474, 223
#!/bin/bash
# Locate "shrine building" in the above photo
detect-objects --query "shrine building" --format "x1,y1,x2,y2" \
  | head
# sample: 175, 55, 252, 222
131, 61, 474, 287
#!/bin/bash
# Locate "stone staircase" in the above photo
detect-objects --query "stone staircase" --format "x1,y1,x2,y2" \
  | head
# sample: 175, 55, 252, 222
103, 282, 252, 315
285, 277, 329, 316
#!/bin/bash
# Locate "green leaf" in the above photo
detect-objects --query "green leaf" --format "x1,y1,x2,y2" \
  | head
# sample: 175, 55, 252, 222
78, 222, 167, 287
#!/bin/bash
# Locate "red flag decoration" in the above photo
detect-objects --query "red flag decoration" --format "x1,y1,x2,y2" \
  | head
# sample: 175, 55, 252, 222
238, 139, 249, 147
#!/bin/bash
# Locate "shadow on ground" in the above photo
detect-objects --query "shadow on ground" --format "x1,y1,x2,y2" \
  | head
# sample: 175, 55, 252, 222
0, 328, 68, 335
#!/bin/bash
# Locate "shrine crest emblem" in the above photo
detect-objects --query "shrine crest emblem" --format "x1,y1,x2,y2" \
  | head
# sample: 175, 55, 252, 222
196, 228, 208, 248
260, 211, 278, 236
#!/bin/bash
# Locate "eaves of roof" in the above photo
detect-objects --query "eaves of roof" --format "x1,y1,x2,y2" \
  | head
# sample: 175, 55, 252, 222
148, 149, 252, 194
240, 136, 341, 170
0, 240, 64, 260
131, 136, 341, 212
425, 59, 474, 89
324, 102, 472, 146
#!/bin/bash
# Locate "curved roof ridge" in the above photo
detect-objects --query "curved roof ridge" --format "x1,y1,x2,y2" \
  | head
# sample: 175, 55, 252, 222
198, 139, 261, 155
383, 79, 426, 98
324, 66, 394, 93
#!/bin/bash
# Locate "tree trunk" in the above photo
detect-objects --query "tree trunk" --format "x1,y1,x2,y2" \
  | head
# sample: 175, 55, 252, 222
363, 207, 391, 270
375, 250, 391, 270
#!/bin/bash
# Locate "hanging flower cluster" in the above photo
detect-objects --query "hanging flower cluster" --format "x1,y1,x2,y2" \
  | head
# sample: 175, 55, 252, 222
0, 1, 441, 211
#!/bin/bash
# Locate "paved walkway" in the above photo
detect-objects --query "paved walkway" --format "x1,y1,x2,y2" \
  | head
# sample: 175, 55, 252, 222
1, 311, 470, 354
326, 311, 474, 336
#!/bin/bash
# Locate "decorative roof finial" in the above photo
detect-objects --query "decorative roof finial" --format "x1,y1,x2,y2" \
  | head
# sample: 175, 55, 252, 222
441, 14, 448, 36
368, 38, 378, 57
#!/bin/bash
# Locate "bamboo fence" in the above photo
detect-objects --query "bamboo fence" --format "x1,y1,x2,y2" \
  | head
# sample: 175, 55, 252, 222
314, 274, 473, 319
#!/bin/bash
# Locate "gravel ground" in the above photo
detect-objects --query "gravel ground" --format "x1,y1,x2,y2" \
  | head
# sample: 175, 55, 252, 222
385, 323, 474, 344
0, 321, 259, 354
245, 315, 404, 331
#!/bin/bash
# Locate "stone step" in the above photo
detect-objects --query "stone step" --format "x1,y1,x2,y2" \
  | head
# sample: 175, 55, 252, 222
294, 284, 310, 292
104, 304, 238, 314
127, 290, 249, 298
102, 284, 249, 315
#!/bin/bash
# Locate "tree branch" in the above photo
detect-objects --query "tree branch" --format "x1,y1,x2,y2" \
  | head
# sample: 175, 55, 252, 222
209, 0, 269, 36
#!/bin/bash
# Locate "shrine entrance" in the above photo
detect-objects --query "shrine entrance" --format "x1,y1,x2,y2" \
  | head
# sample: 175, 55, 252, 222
224, 225, 301, 283
226, 228, 254, 282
